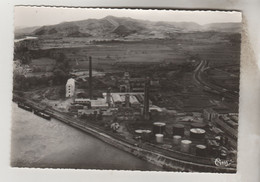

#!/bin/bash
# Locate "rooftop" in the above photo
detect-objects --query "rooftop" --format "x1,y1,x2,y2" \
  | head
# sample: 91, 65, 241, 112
66, 78, 75, 85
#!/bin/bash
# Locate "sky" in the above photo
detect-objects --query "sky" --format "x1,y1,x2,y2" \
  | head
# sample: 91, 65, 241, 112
14, 6, 242, 28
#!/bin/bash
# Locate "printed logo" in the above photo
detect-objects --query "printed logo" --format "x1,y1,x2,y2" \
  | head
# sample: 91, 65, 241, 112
214, 158, 233, 167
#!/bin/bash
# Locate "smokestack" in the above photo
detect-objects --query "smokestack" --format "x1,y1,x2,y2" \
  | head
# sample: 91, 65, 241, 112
89, 56, 92, 99
106, 87, 111, 107
143, 77, 150, 120
125, 94, 130, 108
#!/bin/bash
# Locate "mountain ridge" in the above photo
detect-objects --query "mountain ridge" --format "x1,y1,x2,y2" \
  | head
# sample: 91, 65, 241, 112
15, 16, 241, 39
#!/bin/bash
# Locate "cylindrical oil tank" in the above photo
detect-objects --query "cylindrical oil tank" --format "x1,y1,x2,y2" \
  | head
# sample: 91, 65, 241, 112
190, 128, 206, 140
215, 136, 221, 143
191, 122, 207, 129
172, 124, 185, 136
208, 144, 219, 157
195, 144, 207, 157
135, 129, 143, 136
219, 152, 227, 160
155, 134, 164, 143
181, 140, 192, 153
210, 147, 219, 157
207, 139, 220, 157
173, 135, 182, 145
141, 130, 152, 141
153, 122, 166, 134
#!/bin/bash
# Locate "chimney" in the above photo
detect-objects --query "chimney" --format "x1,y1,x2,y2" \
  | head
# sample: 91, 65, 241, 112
143, 77, 150, 120
125, 94, 130, 108
106, 87, 111, 107
89, 56, 92, 99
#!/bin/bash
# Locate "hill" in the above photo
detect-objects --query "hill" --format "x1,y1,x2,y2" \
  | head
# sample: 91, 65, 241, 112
15, 16, 241, 40
15, 26, 40, 39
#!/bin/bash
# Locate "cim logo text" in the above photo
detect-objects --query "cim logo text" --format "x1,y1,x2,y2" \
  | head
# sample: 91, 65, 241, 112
214, 158, 232, 167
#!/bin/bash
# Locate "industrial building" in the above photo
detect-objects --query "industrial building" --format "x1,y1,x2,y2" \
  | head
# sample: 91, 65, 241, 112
63, 55, 237, 167
74, 98, 108, 109
90, 98, 109, 109
212, 115, 238, 140
67, 56, 156, 122
66, 78, 75, 97
203, 108, 216, 121
203, 107, 238, 140
74, 98, 91, 104
78, 108, 100, 116
117, 72, 160, 93
102, 92, 152, 109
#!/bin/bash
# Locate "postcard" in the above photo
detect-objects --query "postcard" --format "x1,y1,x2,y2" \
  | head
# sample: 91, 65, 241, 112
11, 6, 242, 173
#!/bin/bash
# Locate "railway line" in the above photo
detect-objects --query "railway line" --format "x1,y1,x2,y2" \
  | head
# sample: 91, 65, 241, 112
193, 61, 238, 149
194, 60, 238, 100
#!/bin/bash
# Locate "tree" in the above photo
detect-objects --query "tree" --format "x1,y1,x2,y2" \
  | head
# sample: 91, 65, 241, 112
53, 68, 67, 84
19, 51, 32, 65
57, 53, 66, 63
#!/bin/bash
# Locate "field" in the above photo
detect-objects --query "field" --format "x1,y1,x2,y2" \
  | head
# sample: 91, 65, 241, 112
27, 31, 240, 69
204, 66, 240, 91
15, 30, 241, 112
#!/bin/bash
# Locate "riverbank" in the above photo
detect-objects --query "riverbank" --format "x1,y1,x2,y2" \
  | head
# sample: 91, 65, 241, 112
13, 96, 236, 172
52, 112, 236, 173
11, 102, 162, 170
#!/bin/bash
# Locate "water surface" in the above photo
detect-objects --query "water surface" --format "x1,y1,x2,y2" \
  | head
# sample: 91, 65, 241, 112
11, 103, 162, 171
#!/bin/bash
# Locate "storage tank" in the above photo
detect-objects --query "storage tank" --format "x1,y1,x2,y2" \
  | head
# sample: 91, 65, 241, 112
219, 152, 227, 160
173, 135, 182, 145
153, 122, 166, 134
190, 128, 206, 139
155, 134, 164, 143
191, 122, 207, 129
135, 129, 143, 136
172, 124, 185, 136
195, 144, 207, 157
181, 140, 192, 153
141, 130, 152, 141
207, 140, 220, 157
209, 147, 219, 157
215, 136, 221, 142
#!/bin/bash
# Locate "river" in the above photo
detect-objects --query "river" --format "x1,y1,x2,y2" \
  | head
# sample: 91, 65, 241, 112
14, 36, 38, 43
10, 103, 162, 171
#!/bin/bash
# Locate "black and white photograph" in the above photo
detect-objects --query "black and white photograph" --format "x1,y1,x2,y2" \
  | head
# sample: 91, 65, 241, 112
11, 7, 242, 173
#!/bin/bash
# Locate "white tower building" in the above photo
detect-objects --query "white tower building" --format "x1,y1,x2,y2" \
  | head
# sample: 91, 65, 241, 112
66, 78, 75, 97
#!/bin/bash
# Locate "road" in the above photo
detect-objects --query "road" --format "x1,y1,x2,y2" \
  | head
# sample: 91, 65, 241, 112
193, 60, 238, 100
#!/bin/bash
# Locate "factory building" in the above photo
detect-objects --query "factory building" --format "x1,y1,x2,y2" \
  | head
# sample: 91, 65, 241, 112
203, 108, 217, 121
111, 93, 123, 107
101, 109, 115, 122
90, 98, 109, 109
203, 107, 238, 145
74, 98, 108, 109
78, 108, 100, 117
129, 95, 140, 107
74, 98, 91, 104
203, 107, 238, 123
130, 78, 160, 92
118, 72, 160, 92
68, 104, 84, 113
212, 115, 238, 140
66, 78, 75, 97
103, 92, 147, 108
